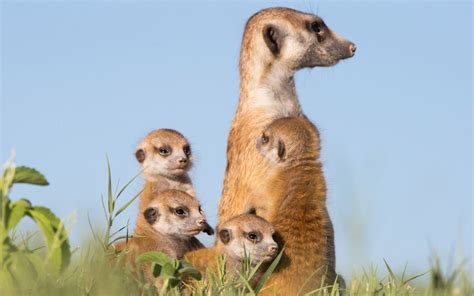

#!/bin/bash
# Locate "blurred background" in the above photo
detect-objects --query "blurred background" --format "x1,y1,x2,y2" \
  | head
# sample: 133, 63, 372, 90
1, 0, 472, 280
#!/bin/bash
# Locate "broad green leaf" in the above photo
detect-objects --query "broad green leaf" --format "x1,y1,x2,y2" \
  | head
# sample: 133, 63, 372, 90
137, 251, 172, 266
27, 206, 71, 272
13, 166, 49, 186
160, 262, 176, 278
168, 275, 181, 288
178, 261, 202, 281
6, 199, 31, 231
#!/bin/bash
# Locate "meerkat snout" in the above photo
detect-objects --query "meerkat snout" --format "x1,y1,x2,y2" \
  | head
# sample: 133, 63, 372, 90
349, 43, 357, 55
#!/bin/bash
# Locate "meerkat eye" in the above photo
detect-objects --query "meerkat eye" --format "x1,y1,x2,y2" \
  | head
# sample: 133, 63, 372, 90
183, 145, 191, 156
198, 206, 203, 214
174, 207, 188, 217
157, 146, 171, 156
246, 232, 260, 243
311, 21, 322, 34
261, 134, 269, 145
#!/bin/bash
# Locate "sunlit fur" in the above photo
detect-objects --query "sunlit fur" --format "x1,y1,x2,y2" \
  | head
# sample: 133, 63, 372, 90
218, 7, 355, 223
113, 190, 211, 288
135, 129, 195, 214
185, 214, 278, 285
217, 7, 353, 294
251, 117, 339, 294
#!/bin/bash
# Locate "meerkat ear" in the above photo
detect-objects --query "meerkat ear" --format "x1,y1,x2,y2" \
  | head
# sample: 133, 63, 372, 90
247, 207, 257, 215
277, 140, 286, 160
135, 148, 146, 163
203, 222, 215, 236
144, 207, 159, 224
263, 24, 282, 55
219, 229, 232, 244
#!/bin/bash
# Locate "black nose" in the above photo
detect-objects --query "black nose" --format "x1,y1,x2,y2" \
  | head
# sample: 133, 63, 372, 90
349, 43, 357, 55
178, 157, 187, 164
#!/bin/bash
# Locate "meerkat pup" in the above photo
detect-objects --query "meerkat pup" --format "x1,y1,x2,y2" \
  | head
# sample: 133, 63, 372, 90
135, 128, 195, 211
185, 214, 278, 285
245, 116, 340, 294
115, 190, 213, 287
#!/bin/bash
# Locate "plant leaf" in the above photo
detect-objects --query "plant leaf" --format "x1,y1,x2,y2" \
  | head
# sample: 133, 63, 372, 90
106, 157, 113, 214
6, 199, 31, 231
137, 251, 172, 266
114, 189, 143, 218
254, 248, 284, 294
13, 166, 49, 186
27, 206, 71, 272
178, 260, 202, 281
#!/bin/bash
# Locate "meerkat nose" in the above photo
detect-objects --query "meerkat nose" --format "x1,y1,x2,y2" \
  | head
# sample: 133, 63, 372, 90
349, 43, 357, 55
178, 157, 187, 164
268, 243, 278, 254
196, 218, 206, 226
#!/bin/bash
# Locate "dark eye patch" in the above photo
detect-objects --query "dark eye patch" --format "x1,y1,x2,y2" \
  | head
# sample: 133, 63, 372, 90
155, 145, 172, 156
172, 206, 189, 217
245, 231, 262, 243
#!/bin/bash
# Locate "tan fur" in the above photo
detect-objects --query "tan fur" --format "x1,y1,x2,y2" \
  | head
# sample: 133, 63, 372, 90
250, 117, 336, 294
185, 214, 277, 287
114, 190, 211, 288
134, 129, 210, 250
218, 7, 354, 294
136, 129, 195, 213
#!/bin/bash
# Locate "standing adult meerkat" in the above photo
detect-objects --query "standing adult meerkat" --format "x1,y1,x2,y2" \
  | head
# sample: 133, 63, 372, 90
250, 116, 341, 294
185, 214, 278, 285
218, 7, 356, 223
217, 7, 354, 293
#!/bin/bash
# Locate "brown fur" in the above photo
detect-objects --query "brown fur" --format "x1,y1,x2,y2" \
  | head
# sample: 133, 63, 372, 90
136, 129, 195, 214
217, 7, 354, 294
251, 117, 336, 294
114, 190, 211, 288
185, 214, 277, 287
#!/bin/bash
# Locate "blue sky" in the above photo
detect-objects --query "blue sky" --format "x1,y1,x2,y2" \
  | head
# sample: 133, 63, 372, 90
1, 1, 472, 278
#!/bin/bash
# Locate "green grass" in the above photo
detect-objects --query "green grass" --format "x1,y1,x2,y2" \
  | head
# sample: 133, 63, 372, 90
0, 155, 472, 295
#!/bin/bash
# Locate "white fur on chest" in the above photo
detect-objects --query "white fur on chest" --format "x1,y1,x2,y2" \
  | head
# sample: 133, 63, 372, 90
243, 66, 301, 118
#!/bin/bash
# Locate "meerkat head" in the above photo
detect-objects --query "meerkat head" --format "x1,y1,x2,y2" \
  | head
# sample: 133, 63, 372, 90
217, 214, 278, 266
142, 190, 214, 238
135, 129, 193, 181
242, 7, 355, 73
257, 117, 320, 164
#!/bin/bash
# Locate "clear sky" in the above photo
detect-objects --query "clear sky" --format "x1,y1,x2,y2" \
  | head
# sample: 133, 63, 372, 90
1, 1, 472, 279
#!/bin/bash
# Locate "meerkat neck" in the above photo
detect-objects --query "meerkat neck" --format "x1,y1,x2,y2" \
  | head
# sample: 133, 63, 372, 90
239, 55, 301, 117
146, 174, 195, 196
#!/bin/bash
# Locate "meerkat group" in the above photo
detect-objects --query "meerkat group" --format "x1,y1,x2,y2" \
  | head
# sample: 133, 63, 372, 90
113, 6, 355, 295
